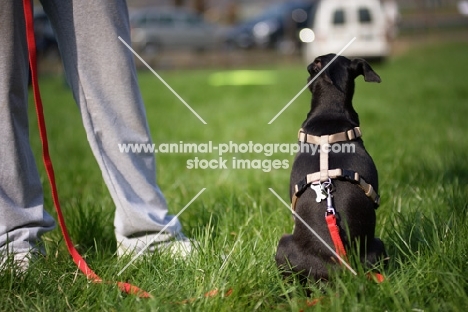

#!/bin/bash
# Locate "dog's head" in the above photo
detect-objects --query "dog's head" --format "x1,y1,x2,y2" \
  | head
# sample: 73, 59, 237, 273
307, 54, 381, 96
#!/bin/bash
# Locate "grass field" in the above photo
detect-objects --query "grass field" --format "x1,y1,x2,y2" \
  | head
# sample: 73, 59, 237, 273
1, 41, 467, 311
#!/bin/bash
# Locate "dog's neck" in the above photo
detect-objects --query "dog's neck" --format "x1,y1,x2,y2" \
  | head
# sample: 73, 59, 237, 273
303, 86, 360, 136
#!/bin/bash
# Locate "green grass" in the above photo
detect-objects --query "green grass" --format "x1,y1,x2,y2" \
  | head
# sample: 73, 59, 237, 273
1, 41, 468, 311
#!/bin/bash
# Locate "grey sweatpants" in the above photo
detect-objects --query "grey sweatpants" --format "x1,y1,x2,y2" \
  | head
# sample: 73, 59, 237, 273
0, 0, 182, 257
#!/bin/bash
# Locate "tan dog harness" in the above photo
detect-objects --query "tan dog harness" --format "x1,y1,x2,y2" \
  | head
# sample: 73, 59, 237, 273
291, 127, 380, 211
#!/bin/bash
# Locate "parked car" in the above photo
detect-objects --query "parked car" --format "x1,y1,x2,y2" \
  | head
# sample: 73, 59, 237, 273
129, 7, 224, 55
301, 0, 390, 62
224, 0, 316, 52
34, 8, 59, 58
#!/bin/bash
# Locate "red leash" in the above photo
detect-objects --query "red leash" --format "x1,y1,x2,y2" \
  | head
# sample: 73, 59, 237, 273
326, 213, 385, 283
325, 213, 348, 264
22, 0, 151, 298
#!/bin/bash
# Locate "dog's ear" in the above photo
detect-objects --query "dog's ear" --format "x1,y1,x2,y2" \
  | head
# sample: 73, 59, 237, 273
350, 59, 381, 83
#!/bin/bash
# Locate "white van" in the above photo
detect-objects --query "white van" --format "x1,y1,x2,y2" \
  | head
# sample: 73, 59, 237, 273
300, 0, 390, 62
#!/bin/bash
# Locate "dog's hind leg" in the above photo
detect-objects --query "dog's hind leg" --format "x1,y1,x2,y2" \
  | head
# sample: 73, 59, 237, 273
362, 237, 388, 268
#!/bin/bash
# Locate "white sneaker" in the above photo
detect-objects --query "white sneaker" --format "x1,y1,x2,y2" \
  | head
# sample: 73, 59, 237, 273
116, 235, 197, 259
156, 237, 196, 258
0, 251, 32, 273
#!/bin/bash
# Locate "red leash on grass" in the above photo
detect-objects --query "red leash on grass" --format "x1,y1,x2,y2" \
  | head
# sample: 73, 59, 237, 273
22, 0, 151, 298
326, 213, 385, 283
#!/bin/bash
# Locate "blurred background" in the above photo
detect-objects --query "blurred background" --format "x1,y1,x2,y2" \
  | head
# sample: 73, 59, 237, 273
34, 0, 468, 72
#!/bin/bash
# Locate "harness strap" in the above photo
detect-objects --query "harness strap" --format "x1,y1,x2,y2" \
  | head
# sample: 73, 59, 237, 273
319, 135, 330, 181
291, 168, 380, 211
298, 127, 362, 145
293, 127, 378, 210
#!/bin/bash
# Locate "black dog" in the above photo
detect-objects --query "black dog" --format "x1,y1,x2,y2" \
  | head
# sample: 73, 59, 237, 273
275, 54, 386, 282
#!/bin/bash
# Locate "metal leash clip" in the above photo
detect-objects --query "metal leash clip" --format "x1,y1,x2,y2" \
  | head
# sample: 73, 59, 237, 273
322, 179, 336, 216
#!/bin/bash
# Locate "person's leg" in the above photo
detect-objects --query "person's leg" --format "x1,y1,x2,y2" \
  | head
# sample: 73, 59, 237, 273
41, 0, 187, 255
0, 0, 56, 266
